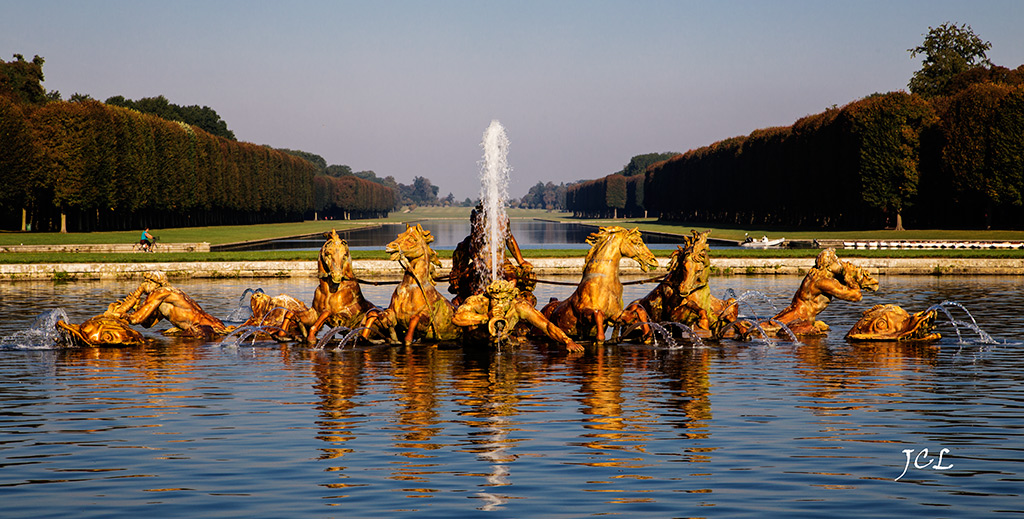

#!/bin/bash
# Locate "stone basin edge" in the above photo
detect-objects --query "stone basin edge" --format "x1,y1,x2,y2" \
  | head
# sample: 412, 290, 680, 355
2, 257, 1023, 282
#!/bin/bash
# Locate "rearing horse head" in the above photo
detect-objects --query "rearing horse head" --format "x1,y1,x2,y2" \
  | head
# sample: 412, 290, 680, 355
686, 229, 710, 257
318, 229, 353, 285
387, 224, 441, 280
585, 226, 658, 272
669, 229, 711, 272
249, 290, 275, 316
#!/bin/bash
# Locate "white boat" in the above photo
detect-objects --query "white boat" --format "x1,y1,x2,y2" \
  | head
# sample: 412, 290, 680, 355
741, 235, 786, 248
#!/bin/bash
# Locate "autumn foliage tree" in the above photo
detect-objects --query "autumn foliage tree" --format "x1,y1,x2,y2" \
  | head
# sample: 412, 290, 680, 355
15, 99, 318, 231
938, 83, 1024, 228
849, 92, 937, 230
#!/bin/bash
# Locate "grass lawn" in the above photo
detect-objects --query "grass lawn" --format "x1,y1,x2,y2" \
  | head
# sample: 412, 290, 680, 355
2, 206, 1022, 263
0, 207, 544, 247
537, 215, 1024, 243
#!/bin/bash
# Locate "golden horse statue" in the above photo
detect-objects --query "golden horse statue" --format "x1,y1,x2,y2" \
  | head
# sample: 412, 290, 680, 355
763, 248, 878, 337
361, 224, 460, 345
617, 229, 739, 341
306, 229, 377, 344
541, 226, 658, 344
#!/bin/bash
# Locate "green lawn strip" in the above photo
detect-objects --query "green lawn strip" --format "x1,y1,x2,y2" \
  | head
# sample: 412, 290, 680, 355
5, 208, 1024, 254
0, 221, 374, 247
2, 248, 1020, 264
0, 208, 561, 246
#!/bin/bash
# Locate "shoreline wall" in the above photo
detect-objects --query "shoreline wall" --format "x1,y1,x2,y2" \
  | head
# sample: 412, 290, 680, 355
2, 257, 1024, 282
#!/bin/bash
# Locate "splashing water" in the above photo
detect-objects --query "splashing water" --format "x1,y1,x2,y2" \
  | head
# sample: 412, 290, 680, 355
315, 325, 352, 349
722, 289, 780, 318
479, 120, 511, 282
225, 288, 262, 322
220, 325, 264, 347
618, 321, 680, 348
659, 321, 705, 348
0, 309, 70, 349
926, 300, 998, 344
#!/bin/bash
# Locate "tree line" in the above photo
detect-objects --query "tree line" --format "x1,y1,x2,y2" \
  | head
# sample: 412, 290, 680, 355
569, 23, 1024, 230
0, 54, 399, 232
563, 152, 676, 218
105, 95, 236, 141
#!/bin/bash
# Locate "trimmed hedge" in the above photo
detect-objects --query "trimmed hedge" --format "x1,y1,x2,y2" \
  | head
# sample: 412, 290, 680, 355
0, 99, 396, 231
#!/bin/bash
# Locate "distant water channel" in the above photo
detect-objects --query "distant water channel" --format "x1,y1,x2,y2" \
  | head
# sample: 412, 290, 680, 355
215, 219, 693, 252
1, 275, 1021, 517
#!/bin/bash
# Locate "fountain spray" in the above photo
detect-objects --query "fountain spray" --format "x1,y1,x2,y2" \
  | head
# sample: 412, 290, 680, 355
479, 120, 511, 282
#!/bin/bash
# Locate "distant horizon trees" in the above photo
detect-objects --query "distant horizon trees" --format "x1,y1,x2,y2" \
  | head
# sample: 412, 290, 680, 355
516, 181, 569, 210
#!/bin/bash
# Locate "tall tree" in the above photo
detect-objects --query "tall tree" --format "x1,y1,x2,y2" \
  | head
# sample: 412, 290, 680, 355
908, 23, 992, 98
0, 54, 48, 104
410, 176, 439, 205
324, 164, 353, 177
0, 97, 36, 228
105, 94, 236, 140
852, 92, 937, 230
620, 152, 679, 177
277, 148, 327, 171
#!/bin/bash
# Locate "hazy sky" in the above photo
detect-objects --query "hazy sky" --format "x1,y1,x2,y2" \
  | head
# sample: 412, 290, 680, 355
4, 1, 1023, 200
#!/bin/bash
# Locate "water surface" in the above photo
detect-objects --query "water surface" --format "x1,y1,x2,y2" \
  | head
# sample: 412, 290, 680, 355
0, 275, 1021, 517
217, 220, 689, 251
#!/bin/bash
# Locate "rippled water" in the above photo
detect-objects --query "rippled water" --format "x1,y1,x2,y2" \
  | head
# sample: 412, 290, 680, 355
218, 220, 689, 251
1, 275, 1022, 518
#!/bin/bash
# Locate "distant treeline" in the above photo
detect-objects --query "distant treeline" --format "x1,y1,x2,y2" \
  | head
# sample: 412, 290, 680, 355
564, 153, 676, 218
566, 174, 646, 219
313, 174, 395, 220
0, 54, 397, 232
568, 67, 1024, 230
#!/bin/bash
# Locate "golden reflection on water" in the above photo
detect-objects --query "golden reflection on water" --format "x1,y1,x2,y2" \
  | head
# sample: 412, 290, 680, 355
53, 336, 725, 501
791, 339, 940, 412
58, 341, 209, 401
35, 321, 962, 509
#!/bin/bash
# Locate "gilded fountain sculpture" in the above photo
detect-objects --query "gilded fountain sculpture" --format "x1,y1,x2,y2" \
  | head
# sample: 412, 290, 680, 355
42, 121, 966, 348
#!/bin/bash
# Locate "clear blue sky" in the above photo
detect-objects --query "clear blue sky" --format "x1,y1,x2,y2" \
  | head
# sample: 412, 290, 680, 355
4, 0, 1023, 200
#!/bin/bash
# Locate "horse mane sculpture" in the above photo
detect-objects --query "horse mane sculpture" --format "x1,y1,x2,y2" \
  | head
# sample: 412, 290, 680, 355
361, 224, 460, 345
617, 229, 739, 341
540, 226, 658, 344
306, 229, 376, 344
